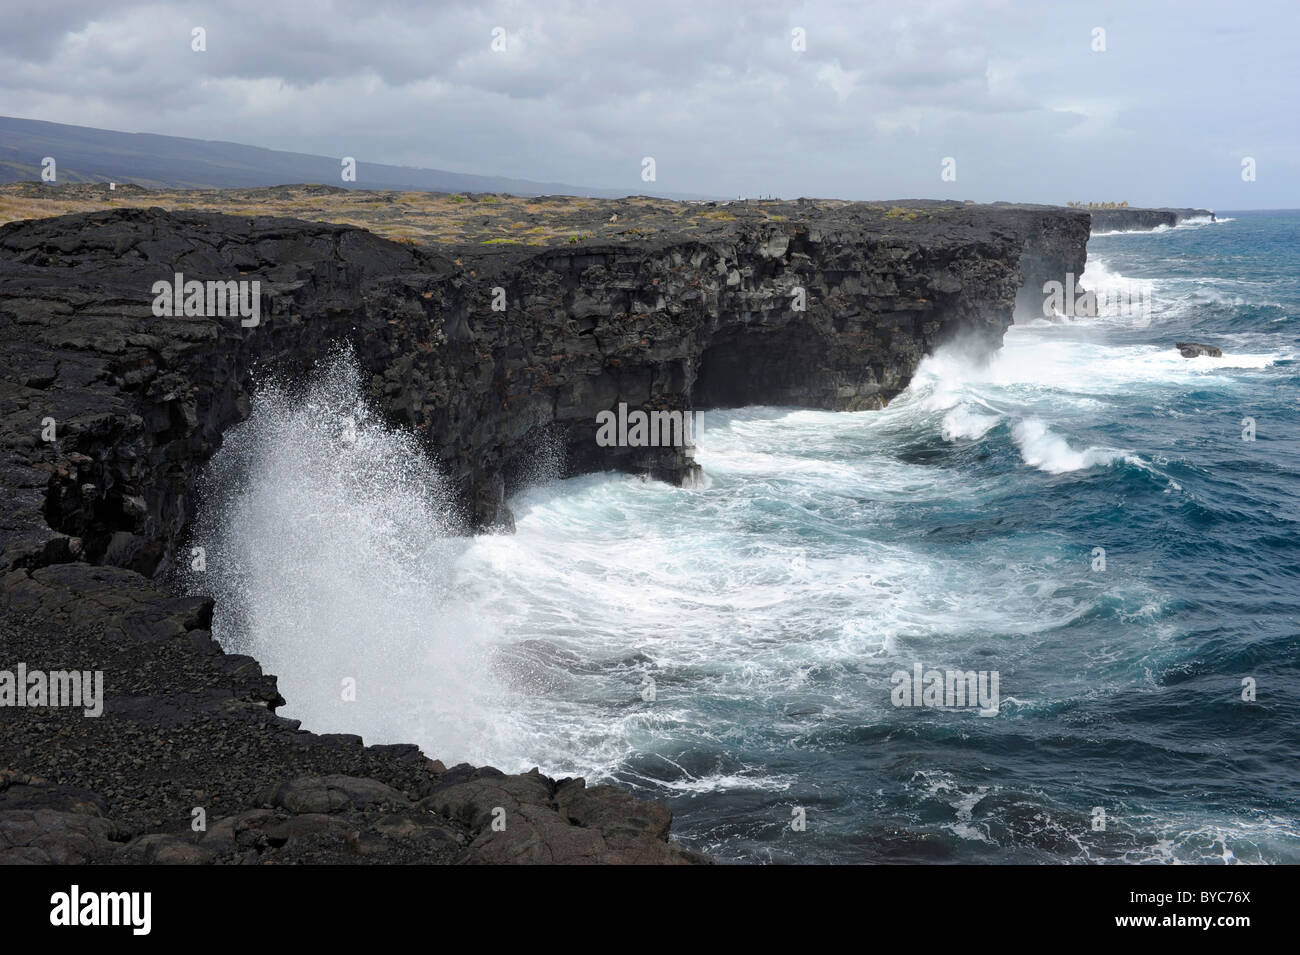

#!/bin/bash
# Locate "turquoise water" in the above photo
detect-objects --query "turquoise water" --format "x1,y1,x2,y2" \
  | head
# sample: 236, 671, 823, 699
201, 212, 1300, 864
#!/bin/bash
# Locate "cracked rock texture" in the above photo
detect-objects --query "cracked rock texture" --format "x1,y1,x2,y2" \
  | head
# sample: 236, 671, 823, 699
0, 200, 1089, 864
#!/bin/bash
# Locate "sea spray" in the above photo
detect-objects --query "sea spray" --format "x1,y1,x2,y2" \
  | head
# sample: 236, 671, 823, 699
184, 348, 517, 766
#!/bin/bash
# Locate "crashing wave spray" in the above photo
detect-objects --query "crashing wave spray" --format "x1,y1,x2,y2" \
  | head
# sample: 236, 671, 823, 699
184, 347, 517, 765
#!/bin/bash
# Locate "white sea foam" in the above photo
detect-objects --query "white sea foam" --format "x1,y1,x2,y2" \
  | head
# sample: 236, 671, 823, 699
880, 313, 1287, 483
941, 405, 1001, 441
1011, 418, 1128, 474
1107, 813, 1300, 865
919, 325, 1284, 399
188, 351, 517, 767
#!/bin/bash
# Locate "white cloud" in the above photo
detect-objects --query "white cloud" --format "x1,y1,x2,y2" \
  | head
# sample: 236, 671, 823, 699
816, 62, 859, 102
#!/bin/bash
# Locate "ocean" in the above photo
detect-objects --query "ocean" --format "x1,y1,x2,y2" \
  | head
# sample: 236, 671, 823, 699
194, 211, 1300, 864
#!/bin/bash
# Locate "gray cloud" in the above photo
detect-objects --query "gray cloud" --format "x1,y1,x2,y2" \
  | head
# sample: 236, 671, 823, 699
1, 0, 1296, 207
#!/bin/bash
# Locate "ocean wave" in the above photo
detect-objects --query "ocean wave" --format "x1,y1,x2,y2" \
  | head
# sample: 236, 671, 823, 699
1108, 814, 1300, 865
1011, 418, 1129, 474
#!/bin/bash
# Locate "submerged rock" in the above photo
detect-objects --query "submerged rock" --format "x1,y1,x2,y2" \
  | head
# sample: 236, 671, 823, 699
1176, 341, 1224, 358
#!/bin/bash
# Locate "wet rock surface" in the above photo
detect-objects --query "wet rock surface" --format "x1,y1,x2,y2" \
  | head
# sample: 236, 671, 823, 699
0, 199, 1088, 864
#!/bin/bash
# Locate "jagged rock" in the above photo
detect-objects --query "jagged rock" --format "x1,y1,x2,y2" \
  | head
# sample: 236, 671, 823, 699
262, 775, 412, 814
554, 777, 673, 843
425, 768, 706, 864
0, 773, 126, 864
1176, 341, 1223, 358
114, 832, 215, 864
196, 809, 277, 851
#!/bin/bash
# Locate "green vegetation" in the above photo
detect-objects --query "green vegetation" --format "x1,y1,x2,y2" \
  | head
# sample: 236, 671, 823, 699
884, 206, 921, 220
1067, 201, 1130, 209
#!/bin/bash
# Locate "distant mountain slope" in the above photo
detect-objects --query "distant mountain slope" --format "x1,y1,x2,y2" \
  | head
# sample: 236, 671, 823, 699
0, 116, 701, 199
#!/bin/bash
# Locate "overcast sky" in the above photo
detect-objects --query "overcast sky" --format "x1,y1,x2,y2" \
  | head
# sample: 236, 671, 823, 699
2, 0, 1296, 208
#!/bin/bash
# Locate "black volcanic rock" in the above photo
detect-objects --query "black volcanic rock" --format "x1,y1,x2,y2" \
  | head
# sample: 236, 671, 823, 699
1176, 341, 1223, 358
0, 201, 1089, 864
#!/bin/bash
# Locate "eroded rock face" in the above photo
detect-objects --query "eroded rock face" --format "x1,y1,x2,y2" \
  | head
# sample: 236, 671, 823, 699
0, 202, 1089, 864
1088, 207, 1215, 233
0, 203, 1088, 552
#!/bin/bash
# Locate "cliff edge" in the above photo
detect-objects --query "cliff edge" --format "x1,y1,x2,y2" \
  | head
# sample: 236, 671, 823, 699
0, 198, 1089, 863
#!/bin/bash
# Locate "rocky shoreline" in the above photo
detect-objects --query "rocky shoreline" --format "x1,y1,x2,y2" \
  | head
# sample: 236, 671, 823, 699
0, 194, 1092, 863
